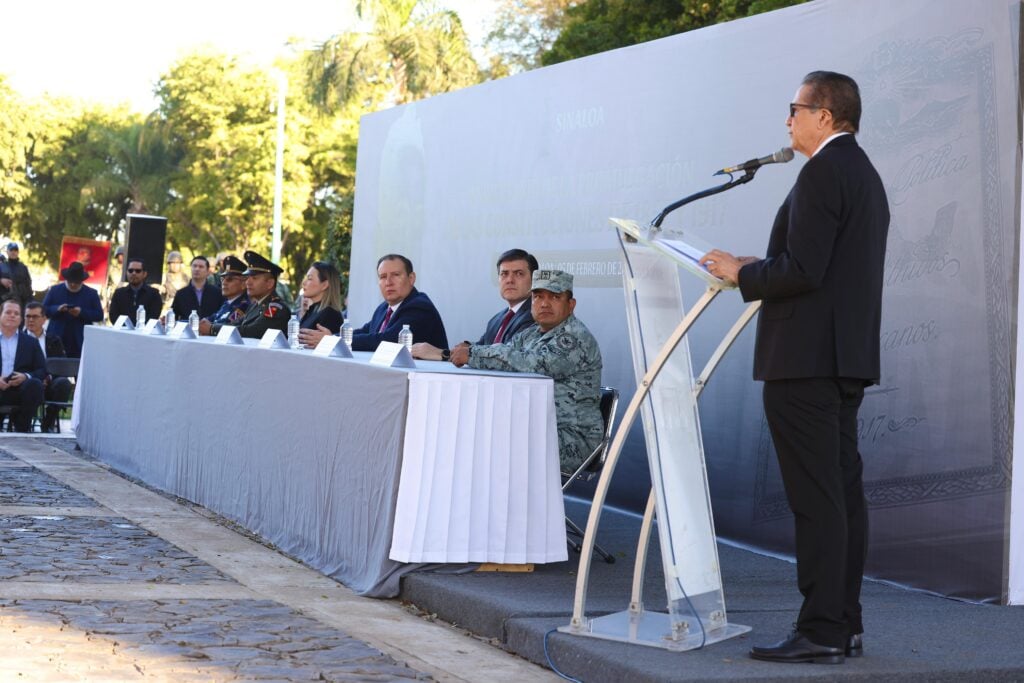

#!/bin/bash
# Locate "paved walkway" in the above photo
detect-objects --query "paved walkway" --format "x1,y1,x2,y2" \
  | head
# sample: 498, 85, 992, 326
0, 437, 556, 682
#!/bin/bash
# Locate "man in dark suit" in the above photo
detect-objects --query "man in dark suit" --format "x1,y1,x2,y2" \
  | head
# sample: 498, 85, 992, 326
171, 255, 224, 320
298, 253, 447, 352
411, 248, 537, 362
23, 302, 72, 432
0, 300, 46, 432
41, 262, 104, 358
108, 258, 163, 324
701, 71, 889, 665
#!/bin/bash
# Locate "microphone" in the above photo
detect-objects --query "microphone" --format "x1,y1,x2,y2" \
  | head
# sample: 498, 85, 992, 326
714, 147, 794, 176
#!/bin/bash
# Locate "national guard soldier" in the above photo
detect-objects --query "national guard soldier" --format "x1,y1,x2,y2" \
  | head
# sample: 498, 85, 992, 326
450, 269, 603, 471
198, 255, 251, 331
201, 251, 289, 339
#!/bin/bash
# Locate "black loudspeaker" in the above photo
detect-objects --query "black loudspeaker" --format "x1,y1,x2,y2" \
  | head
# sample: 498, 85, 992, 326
123, 214, 167, 285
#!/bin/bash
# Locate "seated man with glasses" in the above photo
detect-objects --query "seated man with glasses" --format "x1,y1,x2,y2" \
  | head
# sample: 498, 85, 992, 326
23, 302, 73, 432
107, 258, 163, 324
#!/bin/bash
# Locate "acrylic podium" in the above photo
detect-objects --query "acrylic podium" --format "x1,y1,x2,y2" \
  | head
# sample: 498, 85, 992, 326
559, 217, 761, 651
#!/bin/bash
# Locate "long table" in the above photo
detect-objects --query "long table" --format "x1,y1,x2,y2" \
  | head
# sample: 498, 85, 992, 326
74, 326, 567, 596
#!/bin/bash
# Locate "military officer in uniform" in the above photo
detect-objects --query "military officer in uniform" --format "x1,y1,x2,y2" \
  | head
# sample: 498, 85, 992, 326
199, 255, 251, 328
450, 269, 603, 471
200, 251, 289, 338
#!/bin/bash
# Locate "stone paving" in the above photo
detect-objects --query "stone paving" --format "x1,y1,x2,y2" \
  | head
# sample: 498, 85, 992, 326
0, 440, 465, 681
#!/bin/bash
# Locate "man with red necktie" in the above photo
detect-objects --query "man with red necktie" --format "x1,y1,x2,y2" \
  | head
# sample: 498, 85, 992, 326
411, 248, 537, 362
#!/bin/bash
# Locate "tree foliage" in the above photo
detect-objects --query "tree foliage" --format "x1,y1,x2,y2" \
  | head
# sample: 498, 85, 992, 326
484, 0, 578, 76
542, 0, 808, 65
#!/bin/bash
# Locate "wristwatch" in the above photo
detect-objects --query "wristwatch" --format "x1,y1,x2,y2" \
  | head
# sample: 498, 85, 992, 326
441, 348, 451, 362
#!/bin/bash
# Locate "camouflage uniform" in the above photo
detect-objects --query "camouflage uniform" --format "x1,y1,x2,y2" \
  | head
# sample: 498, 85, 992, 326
468, 312, 603, 472
212, 293, 289, 339
206, 293, 251, 326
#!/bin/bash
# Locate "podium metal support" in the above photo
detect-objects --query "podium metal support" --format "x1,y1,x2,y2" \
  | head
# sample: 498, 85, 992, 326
560, 218, 760, 651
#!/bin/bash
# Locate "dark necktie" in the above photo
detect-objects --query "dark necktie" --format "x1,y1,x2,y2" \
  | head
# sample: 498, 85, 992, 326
379, 307, 393, 333
493, 308, 516, 343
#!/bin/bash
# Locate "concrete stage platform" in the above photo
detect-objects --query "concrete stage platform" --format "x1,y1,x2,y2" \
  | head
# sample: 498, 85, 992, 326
399, 500, 1024, 682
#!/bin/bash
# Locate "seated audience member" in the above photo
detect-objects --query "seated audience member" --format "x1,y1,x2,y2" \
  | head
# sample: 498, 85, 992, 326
199, 255, 250, 329
161, 251, 188, 309
451, 270, 603, 471
0, 300, 46, 432
23, 302, 72, 432
42, 262, 103, 358
298, 254, 447, 352
172, 255, 224, 320
107, 258, 162, 324
298, 261, 344, 338
201, 251, 290, 339
412, 248, 537, 361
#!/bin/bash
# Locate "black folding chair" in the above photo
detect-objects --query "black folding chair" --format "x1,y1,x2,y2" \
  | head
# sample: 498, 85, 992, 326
40, 357, 80, 433
561, 386, 619, 564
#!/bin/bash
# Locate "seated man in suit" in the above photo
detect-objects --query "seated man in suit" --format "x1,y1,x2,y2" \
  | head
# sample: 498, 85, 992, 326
411, 248, 537, 361
450, 270, 603, 471
172, 255, 224, 321
298, 253, 447, 352
200, 255, 250, 327
107, 258, 163, 324
23, 302, 73, 432
200, 252, 290, 339
0, 300, 46, 432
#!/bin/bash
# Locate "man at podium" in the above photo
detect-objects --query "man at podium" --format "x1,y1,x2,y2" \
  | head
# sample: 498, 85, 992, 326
701, 71, 889, 665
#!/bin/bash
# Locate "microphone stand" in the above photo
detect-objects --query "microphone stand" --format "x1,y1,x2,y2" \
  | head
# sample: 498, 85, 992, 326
649, 170, 757, 232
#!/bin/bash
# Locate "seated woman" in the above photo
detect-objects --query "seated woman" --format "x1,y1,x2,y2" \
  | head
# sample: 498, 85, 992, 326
298, 261, 344, 340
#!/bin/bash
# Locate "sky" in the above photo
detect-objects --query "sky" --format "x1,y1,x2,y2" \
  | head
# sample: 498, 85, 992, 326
0, 0, 497, 113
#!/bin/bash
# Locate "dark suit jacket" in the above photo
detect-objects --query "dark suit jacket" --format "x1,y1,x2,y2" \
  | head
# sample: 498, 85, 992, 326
738, 135, 890, 382
172, 282, 224, 320
0, 331, 47, 380
477, 300, 535, 345
352, 287, 448, 351
300, 301, 343, 334
108, 284, 163, 323
42, 333, 66, 359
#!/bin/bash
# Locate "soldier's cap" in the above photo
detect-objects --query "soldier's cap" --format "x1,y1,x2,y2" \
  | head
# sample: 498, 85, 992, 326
243, 250, 283, 277
167, 250, 183, 264
114, 246, 125, 257
531, 269, 573, 294
220, 255, 246, 276
6, 242, 18, 251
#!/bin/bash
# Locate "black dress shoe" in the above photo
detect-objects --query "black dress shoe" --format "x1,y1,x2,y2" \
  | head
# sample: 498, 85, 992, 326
750, 631, 845, 664
846, 633, 863, 658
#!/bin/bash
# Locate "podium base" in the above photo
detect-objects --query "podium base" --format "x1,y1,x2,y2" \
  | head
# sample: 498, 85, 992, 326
559, 609, 750, 652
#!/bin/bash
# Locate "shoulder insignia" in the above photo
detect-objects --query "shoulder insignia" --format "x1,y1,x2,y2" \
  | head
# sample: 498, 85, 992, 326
557, 333, 577, 350
264, 302, 283, 318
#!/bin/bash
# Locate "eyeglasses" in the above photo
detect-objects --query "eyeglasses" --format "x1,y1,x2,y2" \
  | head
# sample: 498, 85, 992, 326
24, 314, 42, 320
126, 268, 143, 274
789, 102, 822, 117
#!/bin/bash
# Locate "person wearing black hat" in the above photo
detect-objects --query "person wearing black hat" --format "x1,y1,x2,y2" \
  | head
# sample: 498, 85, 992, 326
171, 255, 224, 321
1, 243, 33, 306
107, 258, 162, 324
198, 255, 251, 330
203, 251, 290, 338
41, 262, 103, 358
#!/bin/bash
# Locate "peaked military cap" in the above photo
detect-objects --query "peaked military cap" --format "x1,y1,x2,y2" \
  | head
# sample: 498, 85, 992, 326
531, 269, 573, 294
242, 251, 283, 277
221, 254, 247, 276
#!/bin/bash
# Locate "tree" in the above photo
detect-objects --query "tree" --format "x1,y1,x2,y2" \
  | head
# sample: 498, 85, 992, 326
484, 0, 578, 76
306, 0, 480, 112
155, 51, 313, 281
0, 76, 34, 227
542, 0, 808, 66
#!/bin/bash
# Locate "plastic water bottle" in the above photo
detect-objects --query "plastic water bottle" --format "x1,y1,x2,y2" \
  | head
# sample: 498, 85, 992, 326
288, 312, 301, 349
398, 324, 413, 352
165, 309, 175, 331
341, 317, 353, 349
188, 310, 199, 335
136, 305, 146, 330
